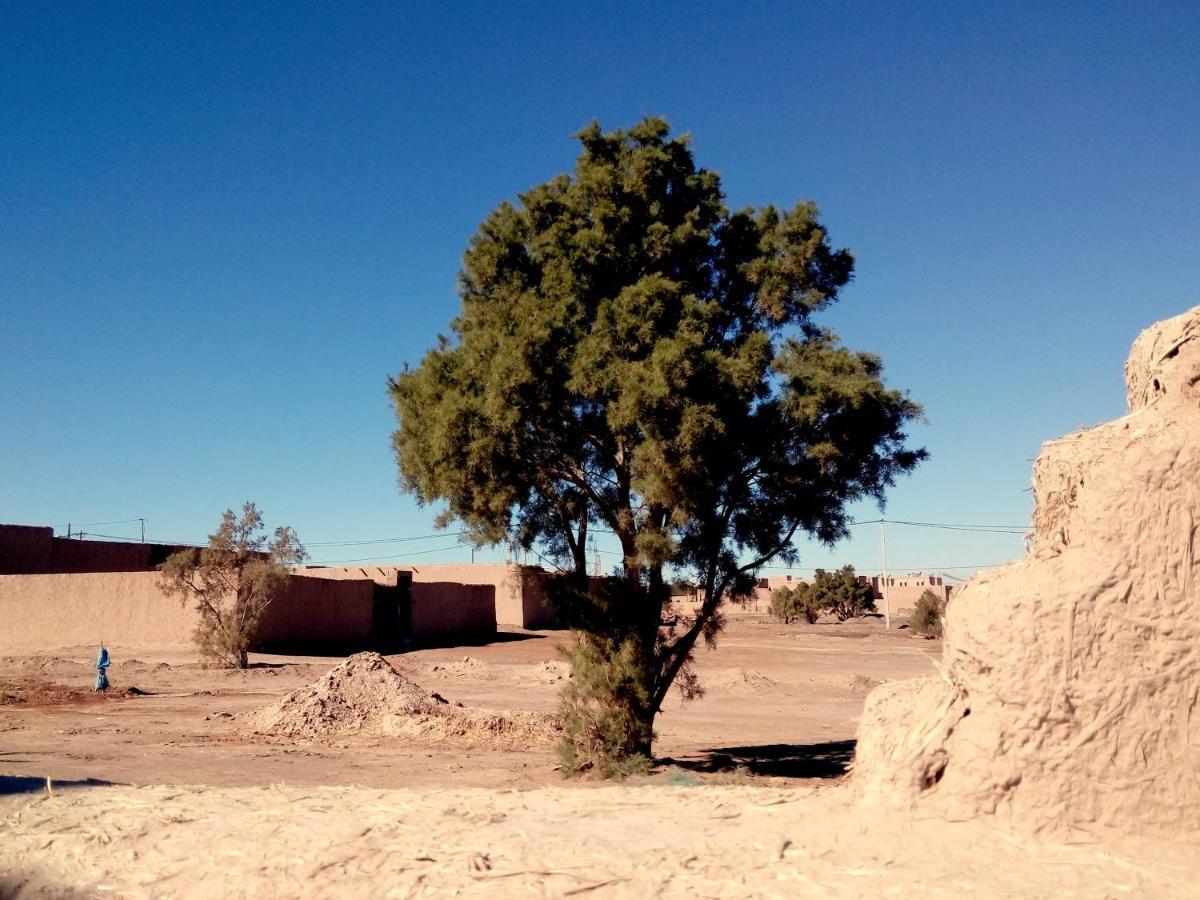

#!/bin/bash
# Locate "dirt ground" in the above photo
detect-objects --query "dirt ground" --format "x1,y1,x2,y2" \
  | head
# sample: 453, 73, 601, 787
0, 613, 932, 791
1, 613, 1194, 897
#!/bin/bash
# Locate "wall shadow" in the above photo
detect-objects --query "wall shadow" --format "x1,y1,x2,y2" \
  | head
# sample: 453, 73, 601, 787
0, 775, 121, 796
660, 739, 855, 780
255, 629, 547, 658
402, 630, 548, 651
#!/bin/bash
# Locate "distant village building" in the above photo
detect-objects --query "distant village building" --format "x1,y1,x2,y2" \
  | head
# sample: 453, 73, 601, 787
750, 570, 953, 615
859, 572, 952, 614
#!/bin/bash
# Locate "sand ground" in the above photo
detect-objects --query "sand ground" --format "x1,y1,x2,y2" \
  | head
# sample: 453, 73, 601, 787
1, 614, 1194, 897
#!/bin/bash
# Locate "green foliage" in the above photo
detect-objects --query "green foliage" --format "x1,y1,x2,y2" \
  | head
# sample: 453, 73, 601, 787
809, 566, 877, 621
769, 583, 822, 624
391, 118, 925, 770
159, 503, 307, 668
911, 589, 945, 637
770, 566, 875, 623
556, 632, 655, 778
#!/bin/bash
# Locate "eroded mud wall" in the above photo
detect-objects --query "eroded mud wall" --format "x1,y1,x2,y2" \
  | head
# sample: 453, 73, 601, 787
854, 306, 1200, 835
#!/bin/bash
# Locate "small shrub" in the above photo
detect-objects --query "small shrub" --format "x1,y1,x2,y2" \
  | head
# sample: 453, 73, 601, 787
557, 635, 654, 778
159, 503, 306, 668
911, 589, 945, 637
770, 584, 822, 624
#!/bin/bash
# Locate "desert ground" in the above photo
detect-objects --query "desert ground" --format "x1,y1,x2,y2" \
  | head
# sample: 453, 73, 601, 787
1, 612, 1195, 897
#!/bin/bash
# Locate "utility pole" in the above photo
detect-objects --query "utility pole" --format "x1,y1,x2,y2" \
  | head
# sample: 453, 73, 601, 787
881, 517, 891, 630
139, 518, 145, 543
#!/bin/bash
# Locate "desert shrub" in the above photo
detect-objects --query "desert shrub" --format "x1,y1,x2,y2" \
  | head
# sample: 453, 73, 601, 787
557, 635, 654, 778
549, 576, 659, 777
159, 503, 306, 668
770, 584, 823, 624
911, 589, 945, 637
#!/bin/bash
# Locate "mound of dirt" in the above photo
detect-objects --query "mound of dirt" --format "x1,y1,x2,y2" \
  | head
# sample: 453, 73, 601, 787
707, 668, 778, 693
855, 306, 1200, 835
848, 674, 881, 694
0, 656, 91, 677
244, 652, 561, 745
243, 653, 446, 737
426, 657, 493, 678
527, 660, 570, 683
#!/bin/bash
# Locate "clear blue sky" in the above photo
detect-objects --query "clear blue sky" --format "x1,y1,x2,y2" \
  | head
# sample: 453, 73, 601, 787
2, 2, 1197, 577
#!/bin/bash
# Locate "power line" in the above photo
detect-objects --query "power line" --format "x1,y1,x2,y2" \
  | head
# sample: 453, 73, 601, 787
758, 562, 1011, 572
308, 543, 468, 566
67, 529, 470, 549
76, 531, 201, 545
879, 519, 1027, 534
71, 517, 145, 527
595, 520, 1027, 535
306, 531, 469, 548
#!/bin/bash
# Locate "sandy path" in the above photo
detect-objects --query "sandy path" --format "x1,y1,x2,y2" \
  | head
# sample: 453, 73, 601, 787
2, 780, 1193, 898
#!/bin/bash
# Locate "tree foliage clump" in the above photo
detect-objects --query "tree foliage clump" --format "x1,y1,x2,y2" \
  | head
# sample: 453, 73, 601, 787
159, 503, 307, 668
390, 118, 925, 773
770, 565, 876, 623
809, 565, 877, 621
770, 583, 823, 624
911, 588, 946, 637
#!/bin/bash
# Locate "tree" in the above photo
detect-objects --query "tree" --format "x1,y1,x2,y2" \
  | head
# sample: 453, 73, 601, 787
770, 583, 823, 624
911, 588, 945, 637
390, 118, 924, 771
809, 566, 877, 621
159, 503, 307, 668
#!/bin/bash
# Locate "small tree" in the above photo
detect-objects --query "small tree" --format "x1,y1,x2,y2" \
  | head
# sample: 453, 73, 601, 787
159, 503, 307, 668
770, 583, 822, 624
911, 589, 945, 637
810, 566, 876, 621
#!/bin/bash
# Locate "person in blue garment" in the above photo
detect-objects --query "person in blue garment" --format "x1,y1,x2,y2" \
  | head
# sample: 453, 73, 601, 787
95, 643, 110, 692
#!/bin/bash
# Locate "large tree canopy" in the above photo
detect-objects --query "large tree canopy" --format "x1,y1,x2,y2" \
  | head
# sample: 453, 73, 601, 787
391, 118, 924, 769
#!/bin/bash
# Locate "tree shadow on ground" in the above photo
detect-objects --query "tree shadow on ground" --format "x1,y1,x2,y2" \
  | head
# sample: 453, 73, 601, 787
1, 873, 96, 899
0, 775, 121, 796
660, 739, 855, 779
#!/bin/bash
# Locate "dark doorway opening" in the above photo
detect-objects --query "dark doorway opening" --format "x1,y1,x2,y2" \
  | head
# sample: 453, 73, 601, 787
371, 579, 411, 647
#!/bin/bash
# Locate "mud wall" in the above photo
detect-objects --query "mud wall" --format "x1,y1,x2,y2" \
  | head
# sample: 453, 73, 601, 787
291, 565, 405, 587
516, 569, 559, 630
0, 571, 199, 651
410, 582, 496, 638
0, 525, 53, 574
854, 305, 1200, 836
0, 524, 194, 575
0, 571, 375, 653
406, 563, 557, 629
258, 576, 375, 646
406, 564, 518, 624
